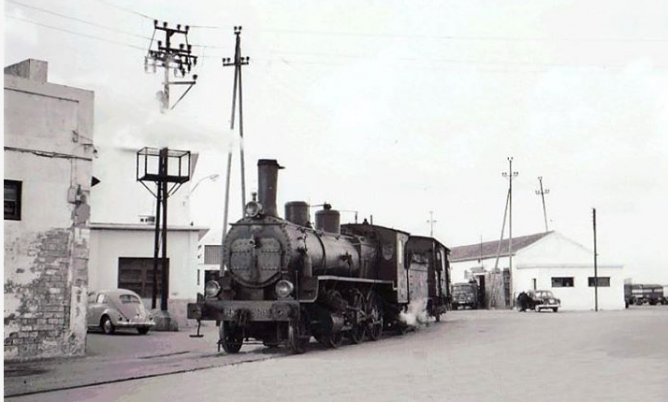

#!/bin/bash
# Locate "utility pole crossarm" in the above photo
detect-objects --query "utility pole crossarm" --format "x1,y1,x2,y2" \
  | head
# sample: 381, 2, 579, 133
144, 20, 198, 112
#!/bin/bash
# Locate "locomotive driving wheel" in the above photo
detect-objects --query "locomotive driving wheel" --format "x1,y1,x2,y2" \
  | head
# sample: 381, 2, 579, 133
349, 289, 366, 344
366, 291, 383, 341
219, 322, 243, 354
315, 289, 345, 348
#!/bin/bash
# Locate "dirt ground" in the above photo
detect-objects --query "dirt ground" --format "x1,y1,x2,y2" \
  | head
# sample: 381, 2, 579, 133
7, 306, 668, 402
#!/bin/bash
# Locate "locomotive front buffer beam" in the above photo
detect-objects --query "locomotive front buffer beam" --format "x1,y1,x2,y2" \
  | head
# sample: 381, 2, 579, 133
188, 298, 300, 324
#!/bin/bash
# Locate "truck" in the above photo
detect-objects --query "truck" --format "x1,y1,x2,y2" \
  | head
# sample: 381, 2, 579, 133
451, 282, 480, 310
624, 284, 666, 307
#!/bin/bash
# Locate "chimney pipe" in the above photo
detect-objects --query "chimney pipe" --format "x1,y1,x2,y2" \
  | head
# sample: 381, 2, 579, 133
257, 159, 283, 217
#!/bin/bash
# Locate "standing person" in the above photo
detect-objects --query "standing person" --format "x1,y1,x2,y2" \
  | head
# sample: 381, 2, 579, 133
517, 291, 529, 312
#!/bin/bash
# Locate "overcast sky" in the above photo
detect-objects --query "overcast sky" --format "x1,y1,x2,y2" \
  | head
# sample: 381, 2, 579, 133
4, 0, 668, 283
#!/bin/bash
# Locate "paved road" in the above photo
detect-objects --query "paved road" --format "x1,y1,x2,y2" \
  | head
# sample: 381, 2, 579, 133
7, 307, 668, 402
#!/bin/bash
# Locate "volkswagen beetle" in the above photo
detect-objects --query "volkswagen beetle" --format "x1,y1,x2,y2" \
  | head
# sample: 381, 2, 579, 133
87, 289, 155, 334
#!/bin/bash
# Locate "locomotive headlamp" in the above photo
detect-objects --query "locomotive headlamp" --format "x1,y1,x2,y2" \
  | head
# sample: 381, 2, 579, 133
275, 280, 294, 299
245, 201, 263, 218
204, 280, 221, 298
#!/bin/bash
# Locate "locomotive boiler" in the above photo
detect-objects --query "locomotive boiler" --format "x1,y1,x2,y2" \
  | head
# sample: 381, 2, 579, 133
188, 159, 451, 353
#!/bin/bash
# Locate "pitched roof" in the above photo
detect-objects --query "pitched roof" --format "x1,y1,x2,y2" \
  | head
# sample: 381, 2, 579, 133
450, 232, 553, 262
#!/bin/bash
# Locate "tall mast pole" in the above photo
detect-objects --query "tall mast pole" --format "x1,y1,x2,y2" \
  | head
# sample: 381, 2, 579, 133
502, 157, 518, 305
536, 176, 550, 232
593, 208, 598, 312
220, 26, 250, 273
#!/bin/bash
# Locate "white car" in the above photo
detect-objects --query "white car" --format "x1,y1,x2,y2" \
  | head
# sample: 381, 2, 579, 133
87, 289, 155, 334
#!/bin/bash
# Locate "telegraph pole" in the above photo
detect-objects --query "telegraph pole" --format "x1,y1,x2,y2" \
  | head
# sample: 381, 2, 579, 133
593, 208, 598, 312
502, 157, 518, 306
220, 26, 250, 273
145, 20, 198, 112
427, 211, 437, 237
535, 176, 550, 232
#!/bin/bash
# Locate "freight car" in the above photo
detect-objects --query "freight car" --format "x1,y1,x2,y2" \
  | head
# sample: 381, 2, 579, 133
187, 159, 451, 353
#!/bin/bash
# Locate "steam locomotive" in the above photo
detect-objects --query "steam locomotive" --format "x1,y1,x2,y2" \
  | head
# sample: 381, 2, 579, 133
187, 159, 452, 353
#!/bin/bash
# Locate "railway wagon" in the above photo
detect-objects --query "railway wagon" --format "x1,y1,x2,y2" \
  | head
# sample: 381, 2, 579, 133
187, 159, 450, 353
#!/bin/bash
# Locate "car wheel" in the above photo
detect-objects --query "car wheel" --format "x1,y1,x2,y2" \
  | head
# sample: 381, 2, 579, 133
137, 327, 150, 335
552, 308, 558, 313
101, 316, 115, 335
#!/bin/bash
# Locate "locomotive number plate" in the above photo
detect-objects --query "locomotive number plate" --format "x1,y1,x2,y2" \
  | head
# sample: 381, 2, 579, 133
222, 307, 271, 320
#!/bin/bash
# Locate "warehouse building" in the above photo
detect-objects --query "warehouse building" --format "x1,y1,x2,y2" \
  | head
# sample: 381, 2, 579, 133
450, 231, 625, 311
4, 59, 95, 360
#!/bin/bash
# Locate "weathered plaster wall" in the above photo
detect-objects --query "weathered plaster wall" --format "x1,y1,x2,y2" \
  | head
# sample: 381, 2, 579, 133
4, 66, 94, 361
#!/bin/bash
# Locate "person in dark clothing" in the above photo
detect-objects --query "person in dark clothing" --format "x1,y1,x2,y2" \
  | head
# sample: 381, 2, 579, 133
517, 291, 529, 312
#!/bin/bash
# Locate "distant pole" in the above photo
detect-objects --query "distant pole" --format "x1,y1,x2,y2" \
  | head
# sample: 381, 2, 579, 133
502, 159, 519, 268
593, 208, 598, 312
427, 211, 437, 237
535, 176, 550, 232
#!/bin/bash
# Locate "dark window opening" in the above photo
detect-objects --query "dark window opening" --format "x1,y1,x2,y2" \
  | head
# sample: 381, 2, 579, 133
588, 277, 610, 287
118, 257, 169, 299
4, 180, 22, 220
551, 277, 574, 288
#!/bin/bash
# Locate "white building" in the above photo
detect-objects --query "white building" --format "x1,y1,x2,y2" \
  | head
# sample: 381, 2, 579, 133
450, 231, 625, 311
4, 59, 94, 360
89, 146, 208, 328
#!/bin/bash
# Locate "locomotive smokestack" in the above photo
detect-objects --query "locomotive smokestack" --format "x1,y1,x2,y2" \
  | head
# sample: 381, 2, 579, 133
257, 159, 283, 217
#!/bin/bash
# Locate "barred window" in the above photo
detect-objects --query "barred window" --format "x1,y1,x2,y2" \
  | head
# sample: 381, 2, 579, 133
204, 245, 223, 265
588, 277, 610, 287
551, 277, 574, 288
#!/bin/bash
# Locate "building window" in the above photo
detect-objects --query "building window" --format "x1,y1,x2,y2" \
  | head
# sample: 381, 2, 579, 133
204, 245, 222, 265
4, 180, 22, 221
588, 277, 610, 287
551, 277, 574, 288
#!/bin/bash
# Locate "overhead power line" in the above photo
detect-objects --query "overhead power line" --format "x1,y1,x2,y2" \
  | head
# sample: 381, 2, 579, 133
6, 0, 152, 40
88, 0, 154, 21
25, 0, 667, 44
6, 14, 146, 51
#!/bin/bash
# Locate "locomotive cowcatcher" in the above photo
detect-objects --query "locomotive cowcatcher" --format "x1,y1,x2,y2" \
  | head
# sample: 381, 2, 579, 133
187, 159, 451, 353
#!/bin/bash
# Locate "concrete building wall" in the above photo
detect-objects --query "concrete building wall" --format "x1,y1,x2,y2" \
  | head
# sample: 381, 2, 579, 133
513, 266, 625, 310
4, 60, 94, 361
450, 232, 624, 311
514, 233, 624, 310
89, 226, 205, 327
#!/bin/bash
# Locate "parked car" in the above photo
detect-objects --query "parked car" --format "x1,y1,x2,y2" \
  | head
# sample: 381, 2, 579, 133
87, 289, 155, 334
527, 290, 560, 312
